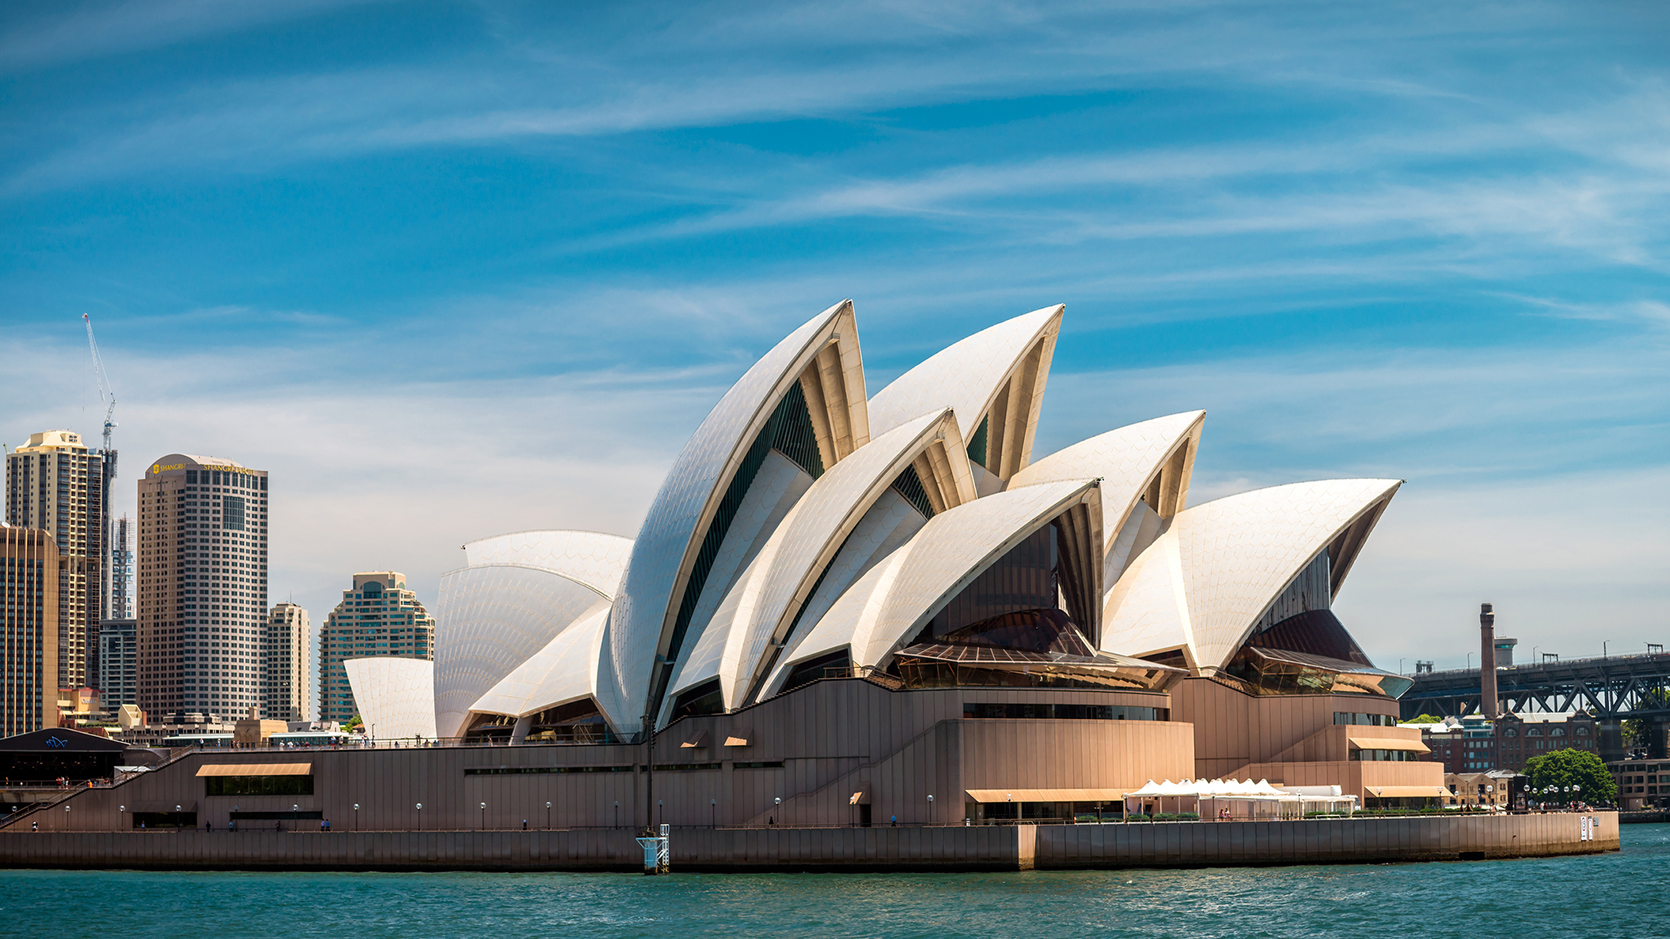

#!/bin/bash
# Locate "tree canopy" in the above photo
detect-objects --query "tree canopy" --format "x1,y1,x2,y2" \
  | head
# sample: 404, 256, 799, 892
1523, 748, 1616, 803
1407, 713, 1445, 724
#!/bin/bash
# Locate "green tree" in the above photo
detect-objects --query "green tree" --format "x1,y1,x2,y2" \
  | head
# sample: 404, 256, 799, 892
1523, 748, 1616, 804
345, 713, 364, 733
1622, 718, 1649, 748
1408, 713, 1445, 724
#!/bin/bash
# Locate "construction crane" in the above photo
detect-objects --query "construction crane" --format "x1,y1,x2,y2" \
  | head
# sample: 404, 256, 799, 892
84, 313, 117, 456
84, 313, 119, 624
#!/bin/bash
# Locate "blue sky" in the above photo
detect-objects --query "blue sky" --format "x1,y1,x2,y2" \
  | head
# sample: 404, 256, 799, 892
3, 0, 1667, 689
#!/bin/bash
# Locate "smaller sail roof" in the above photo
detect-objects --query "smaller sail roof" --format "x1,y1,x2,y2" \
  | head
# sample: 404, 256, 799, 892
867, 305, 1062, 478
1009, 410, 1204, 589
462, 530, 633, 598
765, 477, 1101, 693
344, 657, 437, 740
432, 564, 614, 739
1102, 478, 1401, 672
467, 603, 614, 723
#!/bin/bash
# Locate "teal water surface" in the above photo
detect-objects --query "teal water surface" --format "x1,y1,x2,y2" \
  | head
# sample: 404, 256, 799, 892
3, 824, 1664, 939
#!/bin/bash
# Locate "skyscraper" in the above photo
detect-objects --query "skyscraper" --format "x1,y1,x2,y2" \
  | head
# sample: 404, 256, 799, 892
319, 572, 434, 724
1, 528, 60, 735
6, 430, 104, 689
109, 515, 132, 620
263, 602, 309, 721
136, 454, 268, 721
98, 618, 137, 714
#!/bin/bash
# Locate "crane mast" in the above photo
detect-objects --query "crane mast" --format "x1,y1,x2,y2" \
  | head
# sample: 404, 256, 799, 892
84, 313, 119, 626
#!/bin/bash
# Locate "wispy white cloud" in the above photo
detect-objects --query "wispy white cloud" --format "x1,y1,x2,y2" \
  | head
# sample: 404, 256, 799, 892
0, 0, 387, 71
3, 0, 1669, 688
1, 0, 1633, 192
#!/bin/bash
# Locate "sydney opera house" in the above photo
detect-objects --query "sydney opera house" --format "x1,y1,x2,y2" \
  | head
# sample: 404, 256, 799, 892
306, 299, 1444, 829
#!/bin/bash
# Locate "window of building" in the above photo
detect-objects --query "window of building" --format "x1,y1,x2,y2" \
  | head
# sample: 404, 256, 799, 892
205, 774, 313, 796
1351, 749, 1414, 762
1334, 712, 1397, 727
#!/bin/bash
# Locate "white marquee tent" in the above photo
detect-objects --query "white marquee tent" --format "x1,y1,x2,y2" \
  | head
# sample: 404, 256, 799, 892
1123, 778, 1357, 819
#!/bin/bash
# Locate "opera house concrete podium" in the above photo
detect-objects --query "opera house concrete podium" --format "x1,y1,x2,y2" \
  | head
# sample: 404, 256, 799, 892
14, 300, 1449, 847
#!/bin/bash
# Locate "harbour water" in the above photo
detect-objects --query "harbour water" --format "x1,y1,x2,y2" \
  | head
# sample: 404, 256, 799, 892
4, 823, 1664, 939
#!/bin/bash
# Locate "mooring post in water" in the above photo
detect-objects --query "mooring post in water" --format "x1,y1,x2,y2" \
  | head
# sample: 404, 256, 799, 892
635, 823, 670, 875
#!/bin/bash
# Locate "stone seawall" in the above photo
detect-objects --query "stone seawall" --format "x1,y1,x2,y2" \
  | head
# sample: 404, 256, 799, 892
0, 813, 1617, 873
1037, 812, 1619, 868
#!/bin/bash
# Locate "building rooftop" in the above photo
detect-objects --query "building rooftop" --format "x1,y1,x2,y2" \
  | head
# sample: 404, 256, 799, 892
15, 430, 88, 452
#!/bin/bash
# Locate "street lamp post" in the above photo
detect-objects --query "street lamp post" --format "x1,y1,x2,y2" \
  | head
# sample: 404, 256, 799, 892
711, 798, 717, 829
774, 796, 782, 827
927, 794, 934, 825
353, 804, 359, 831
546, 801, 552, 831
416, 803, 423, 830
613, 800, 619, 829
480, 802, 487, 830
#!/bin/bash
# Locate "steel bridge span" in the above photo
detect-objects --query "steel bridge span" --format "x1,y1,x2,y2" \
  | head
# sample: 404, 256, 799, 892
1399, 651, 1670, 720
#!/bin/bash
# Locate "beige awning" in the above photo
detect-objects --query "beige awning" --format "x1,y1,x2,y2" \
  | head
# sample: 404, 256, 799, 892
195, 763, 312, 777
1348, 736, 1430, 753
965, 788, 1131, 803
1364, 785, 1449, 798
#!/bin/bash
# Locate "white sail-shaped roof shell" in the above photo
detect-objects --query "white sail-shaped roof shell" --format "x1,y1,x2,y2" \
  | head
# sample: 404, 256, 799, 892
462, 530, 633, 598
663, 408, 976, 719
1008, 410, 1205, 592
432, 564, 613, 739
763, 477, 1103, 696
608, 300, 869, 732
1101, 478, 1401, 673
866, 305, 1061, 479
344, 657, 438, 741
465, 603, 613, 722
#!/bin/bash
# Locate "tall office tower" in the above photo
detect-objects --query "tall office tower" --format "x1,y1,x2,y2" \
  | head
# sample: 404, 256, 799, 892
6, 430, 104, 689
318, 572, 434, 724
136, 455, 268, 721
262, 602, 309, 721
98, 618, 138, 713
1, 528, 60, 735
110, 515, 133, 619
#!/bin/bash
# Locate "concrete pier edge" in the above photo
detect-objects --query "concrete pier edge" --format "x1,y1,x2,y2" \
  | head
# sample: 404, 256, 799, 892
0, 812, 1619, 873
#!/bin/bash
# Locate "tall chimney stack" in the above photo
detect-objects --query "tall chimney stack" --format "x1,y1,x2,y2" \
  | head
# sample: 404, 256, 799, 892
1479, 603, 1498, 720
